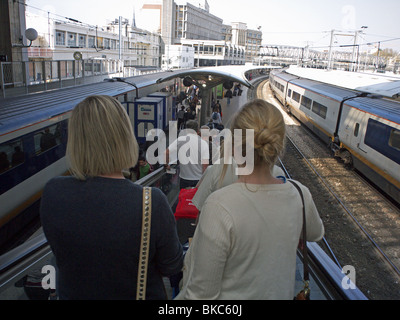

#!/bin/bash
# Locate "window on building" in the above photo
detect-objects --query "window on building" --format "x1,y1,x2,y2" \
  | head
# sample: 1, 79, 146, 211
88, 36, 95, 48
104, 38, 110, 49
56, 31, 65, 46
67, 32, 77, 47
78, 34, 86, 48
111, 39, 116, 50
97, 37, 103, 49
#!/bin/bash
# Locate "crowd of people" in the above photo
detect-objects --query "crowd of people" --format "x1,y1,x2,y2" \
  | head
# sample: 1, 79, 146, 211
40, 92, 324, 300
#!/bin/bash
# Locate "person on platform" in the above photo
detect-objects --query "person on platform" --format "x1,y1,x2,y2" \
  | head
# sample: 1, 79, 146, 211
176, 99, 324, 300
177, 105, 186, 130
165, 120, 209, 189
40, 95, 183, 300
138, 155, 153, 180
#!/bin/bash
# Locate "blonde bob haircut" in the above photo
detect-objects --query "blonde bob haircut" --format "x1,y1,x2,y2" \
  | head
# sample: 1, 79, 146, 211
67, 95, 139, 180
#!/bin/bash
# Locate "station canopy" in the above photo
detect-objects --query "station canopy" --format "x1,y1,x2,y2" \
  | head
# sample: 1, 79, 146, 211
157, 65, 277, 89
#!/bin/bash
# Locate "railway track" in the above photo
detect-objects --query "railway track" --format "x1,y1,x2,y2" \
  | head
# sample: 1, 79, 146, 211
253, 78, 400, 300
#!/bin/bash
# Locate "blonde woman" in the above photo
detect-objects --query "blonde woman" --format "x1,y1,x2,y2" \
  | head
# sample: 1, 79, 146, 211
40, 95, 183, 300
176, 99, 324, 300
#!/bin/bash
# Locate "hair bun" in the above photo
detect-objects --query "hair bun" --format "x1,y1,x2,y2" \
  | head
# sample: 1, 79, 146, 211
231, 99, 286, 168
254, 127, 271, 148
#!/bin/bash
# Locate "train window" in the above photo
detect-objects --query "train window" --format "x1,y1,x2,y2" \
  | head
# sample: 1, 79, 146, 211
312, 101, 327, 119
292, 91, 301, 103
389, 129, 400, 151
301, 96, 312, 109
354, 123, 360, 137
34, 124, 61, 154
0, 139, 24, 174
365, 119, 400, 165
288, 89, 292, 98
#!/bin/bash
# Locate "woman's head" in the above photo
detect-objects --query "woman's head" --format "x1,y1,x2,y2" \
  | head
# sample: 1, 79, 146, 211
67, 95, 139, 180
231, 99, 286, 171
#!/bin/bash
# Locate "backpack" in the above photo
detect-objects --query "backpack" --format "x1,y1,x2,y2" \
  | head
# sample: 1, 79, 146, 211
212, 112, 218, 120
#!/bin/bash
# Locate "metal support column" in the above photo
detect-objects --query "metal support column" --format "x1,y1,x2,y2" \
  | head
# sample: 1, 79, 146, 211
200, 88, 211, 126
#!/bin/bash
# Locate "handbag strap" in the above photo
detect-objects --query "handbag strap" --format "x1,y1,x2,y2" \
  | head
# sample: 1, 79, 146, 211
136, 187, 152, 300
288, 180, 309, 282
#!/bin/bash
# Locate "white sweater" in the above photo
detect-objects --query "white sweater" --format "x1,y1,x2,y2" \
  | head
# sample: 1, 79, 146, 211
192, 162, 286, 212
176, 181, 324, 300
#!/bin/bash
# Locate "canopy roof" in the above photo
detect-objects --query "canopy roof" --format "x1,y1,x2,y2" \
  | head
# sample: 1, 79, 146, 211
157, 65, 279, 89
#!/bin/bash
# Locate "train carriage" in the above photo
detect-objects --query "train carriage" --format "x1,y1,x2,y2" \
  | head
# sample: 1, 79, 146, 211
338, 98, 400, 201
0, 77, 178, 247
270, 69, 400, 205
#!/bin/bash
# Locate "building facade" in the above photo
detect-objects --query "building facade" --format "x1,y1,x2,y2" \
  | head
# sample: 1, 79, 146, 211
162, 44, 194, 69
245, 28, 263, 63
26, 12, 161, 70
180, 39, 245, 66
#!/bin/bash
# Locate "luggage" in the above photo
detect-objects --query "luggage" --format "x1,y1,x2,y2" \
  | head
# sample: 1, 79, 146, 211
174, 188, 199, 220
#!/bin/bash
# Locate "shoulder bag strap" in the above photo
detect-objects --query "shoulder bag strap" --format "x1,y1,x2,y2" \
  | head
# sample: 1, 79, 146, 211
136, 187, 152, 300
288, 180, 309, 282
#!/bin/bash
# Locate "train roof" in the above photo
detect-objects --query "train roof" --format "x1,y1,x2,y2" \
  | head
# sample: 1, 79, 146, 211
0, 71, 182, 137
286, 65, 400, 99
290, 77, 359, 100
0, 81, 134, 137
270, 69, 299, 82
293, 77, 400, 124
348, 97, 400, 125
275, 70, 400, 125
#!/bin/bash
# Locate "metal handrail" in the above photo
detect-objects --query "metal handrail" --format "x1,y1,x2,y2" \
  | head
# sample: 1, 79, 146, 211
306, 242, 368, 300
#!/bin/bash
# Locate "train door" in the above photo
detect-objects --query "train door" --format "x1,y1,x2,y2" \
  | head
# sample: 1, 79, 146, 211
341, 106, 368, 153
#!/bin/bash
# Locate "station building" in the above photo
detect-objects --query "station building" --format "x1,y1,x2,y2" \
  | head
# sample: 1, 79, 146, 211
140, 0, 262, 68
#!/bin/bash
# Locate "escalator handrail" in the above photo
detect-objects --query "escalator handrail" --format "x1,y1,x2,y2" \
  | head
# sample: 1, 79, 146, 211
306, 242, 368, 300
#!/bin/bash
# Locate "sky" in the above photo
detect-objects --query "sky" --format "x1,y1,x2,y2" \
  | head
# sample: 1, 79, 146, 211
25, 0, 400, 52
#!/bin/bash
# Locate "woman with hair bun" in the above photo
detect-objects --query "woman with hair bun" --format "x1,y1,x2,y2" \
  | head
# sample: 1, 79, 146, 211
176, 99, 324, 300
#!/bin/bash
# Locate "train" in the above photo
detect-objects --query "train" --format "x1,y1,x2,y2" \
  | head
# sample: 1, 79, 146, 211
0, 73, 181, 250
269, 68, 400, 205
